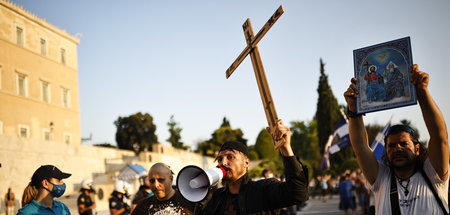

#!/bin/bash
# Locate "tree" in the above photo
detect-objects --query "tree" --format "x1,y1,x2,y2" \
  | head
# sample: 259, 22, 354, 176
315, 58, 341, 153
196, 117, 247, 157
114, 112, 158, 153
167, 115, 187, 149
254, 129, 278, 159
290, 120, 321, 176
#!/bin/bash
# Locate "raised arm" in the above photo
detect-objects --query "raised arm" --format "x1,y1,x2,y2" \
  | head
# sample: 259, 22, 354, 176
344, 78, 379, 185
411, 64, 448, 180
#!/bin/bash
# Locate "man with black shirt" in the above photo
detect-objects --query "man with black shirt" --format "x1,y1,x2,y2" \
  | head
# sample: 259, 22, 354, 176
202, 119, 309, 214
131, 163, 196, 214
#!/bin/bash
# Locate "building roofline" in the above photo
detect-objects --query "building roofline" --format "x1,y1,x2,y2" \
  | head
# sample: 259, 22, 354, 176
1, 0, 80, 44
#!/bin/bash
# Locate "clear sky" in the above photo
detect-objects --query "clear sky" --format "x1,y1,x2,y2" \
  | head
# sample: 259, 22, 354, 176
14, 0, 450, 149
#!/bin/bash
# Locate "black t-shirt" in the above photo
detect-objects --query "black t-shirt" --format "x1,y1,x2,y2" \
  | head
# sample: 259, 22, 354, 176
77, 192, 94, 215
131, 190, 195, 215
223, 193, 239, 215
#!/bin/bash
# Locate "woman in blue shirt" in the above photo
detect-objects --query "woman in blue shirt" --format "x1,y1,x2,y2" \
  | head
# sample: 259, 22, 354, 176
18, 165, 72, 215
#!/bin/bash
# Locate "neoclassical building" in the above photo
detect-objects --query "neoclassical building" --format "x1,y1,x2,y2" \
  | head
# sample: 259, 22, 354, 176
0, 0, 80, 144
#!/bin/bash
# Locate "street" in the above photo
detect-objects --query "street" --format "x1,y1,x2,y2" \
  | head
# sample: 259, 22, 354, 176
297, 195, 362, 215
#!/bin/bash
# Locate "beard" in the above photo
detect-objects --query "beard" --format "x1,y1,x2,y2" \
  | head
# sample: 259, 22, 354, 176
389, 152, 418, 170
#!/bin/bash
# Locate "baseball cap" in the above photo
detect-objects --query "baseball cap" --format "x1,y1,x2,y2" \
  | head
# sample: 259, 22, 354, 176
31, 165, 71, 186
218, 141, 248, 157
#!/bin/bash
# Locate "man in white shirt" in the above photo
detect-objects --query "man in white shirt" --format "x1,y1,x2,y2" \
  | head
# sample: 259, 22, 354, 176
344, 64, 448, 214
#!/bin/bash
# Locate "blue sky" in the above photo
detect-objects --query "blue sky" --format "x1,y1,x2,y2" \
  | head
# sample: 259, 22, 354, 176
14, 0, 450, 149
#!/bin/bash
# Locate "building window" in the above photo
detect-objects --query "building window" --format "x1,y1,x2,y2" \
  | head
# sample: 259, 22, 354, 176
61, 87, 70, 108
16, 26, 24, 46
64, 133, 71, 144
60, 48, 66, 65
18, 124, 29, 138
17, 73, 28, 97
43, 129, 51, 141
41, 81, 50, 103
40, 38, 47, 56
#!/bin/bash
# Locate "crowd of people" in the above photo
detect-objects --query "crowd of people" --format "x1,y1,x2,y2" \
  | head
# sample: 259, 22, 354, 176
4, 65, 448, 215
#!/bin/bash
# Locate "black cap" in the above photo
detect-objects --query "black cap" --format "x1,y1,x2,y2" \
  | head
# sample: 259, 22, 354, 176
219, 141, 248, 157
31, 165, 71, 187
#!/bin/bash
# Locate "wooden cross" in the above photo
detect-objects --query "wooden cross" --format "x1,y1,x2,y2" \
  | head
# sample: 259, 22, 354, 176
225, 5, 285, 149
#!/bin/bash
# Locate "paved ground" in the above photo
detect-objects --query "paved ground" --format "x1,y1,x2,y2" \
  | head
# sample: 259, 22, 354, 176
61, 194, 363, 215
297, 195, 362, 215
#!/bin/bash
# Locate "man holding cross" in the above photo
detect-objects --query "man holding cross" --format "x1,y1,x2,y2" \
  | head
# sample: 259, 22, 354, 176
201, 120, 309, 214
201, 5, 307, 214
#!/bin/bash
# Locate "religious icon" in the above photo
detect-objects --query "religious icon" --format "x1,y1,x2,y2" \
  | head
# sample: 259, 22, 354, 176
353, 37, 417, 114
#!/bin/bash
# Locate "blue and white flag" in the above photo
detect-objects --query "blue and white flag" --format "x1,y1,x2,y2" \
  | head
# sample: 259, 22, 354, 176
327, 117, 351, 154
321, 117, 350, 170
371, 121, 392, 162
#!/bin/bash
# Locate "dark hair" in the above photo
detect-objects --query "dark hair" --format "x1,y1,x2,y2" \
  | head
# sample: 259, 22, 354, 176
382, 124, 427, 167
262, 168, 272, 177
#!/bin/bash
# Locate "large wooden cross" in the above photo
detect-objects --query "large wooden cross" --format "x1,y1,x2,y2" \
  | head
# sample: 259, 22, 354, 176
226, 5, 285, 149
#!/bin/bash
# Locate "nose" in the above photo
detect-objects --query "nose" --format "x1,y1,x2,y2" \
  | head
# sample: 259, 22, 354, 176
220, 158, 228, 167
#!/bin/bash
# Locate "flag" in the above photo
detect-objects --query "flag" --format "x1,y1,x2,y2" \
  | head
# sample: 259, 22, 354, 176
327, 117, 351, 154
370, 121, 391, 162
320, 135, 333, 170
320, 117, 350, 170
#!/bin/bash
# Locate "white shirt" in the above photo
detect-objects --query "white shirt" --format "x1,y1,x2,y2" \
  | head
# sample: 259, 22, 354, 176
368, 158, 449, 215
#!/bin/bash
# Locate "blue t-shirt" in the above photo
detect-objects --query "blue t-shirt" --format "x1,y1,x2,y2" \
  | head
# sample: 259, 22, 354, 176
339, 180, 355, 198
18, 199, 71, 215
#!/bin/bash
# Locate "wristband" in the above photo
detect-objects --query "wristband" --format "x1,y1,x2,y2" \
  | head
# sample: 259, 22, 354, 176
347, 108, 364, 118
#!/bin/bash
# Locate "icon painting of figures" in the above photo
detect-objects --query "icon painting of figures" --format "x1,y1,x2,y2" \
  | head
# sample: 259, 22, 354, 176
353, 37, 417, 114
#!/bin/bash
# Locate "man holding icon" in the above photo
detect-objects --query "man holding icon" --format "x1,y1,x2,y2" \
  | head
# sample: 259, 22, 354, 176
202, 119, 309, 214
344, 64, 449, 214
131, 163, 197, 215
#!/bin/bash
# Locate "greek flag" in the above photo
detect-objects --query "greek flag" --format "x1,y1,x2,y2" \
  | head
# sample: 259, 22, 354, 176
320, 117, 350, 170
370, 121, 392, 162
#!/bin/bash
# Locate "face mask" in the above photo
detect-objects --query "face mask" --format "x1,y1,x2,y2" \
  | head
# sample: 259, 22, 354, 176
268, 173, 274, 178
45, 181, 66, 198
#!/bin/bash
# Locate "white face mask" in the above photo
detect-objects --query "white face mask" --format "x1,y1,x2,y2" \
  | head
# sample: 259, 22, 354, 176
267, 173, 274, 178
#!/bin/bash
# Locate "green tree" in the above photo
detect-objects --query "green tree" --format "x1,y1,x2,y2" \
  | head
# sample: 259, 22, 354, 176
114, 112, 158, 152
196, 117, 247, 157
254, 129, 278, 159
247, 144, 259, 160
290, 120, 321, 176
167, 115, 187, 149
315, 58, 341, 153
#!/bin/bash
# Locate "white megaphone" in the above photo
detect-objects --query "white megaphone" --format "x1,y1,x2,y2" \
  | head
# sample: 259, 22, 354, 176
176, 165, 226, 202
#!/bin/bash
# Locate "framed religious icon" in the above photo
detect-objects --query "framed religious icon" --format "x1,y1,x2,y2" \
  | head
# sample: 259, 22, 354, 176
353, 37, 417, 114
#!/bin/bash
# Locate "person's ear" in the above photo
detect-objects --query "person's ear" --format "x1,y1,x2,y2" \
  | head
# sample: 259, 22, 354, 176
415, 144, 420, 156
244, 156, 250, 169
42, 179, 50, 189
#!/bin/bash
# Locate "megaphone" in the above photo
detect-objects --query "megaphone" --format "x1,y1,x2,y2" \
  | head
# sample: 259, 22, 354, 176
176, 165, 226, 202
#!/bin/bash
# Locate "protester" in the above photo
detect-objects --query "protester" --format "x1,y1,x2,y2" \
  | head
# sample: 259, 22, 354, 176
344, 64, 449, 214
339, 174, 356, 215
320, 175, 328, 202
354, 169, 369, 215
131, 163, 196, 214
109, 180, 131, 215
201, 119, 309, 214
18, 165, 71, 215
4, 187, 16, 215
131, 175, 153, 213
78, 178, 96, 215
262, 168, 274, 179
